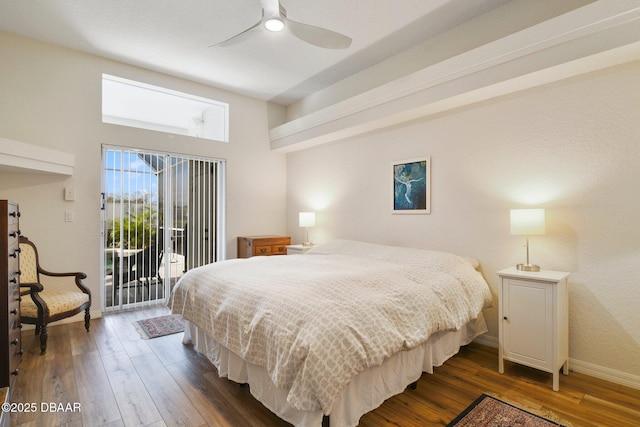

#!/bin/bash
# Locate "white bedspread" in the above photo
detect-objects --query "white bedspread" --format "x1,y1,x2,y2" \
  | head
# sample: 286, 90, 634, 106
170, 240, 492, 414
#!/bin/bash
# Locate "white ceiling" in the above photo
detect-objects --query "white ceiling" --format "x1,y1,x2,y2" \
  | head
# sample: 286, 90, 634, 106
0, 0, 516, 105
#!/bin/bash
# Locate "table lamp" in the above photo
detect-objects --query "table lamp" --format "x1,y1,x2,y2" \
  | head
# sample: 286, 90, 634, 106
299, 212, 316, 247
510, 208, 545, 271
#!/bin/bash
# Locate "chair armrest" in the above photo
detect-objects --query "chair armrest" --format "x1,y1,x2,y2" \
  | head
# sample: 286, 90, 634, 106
19, 282, 44, 292
19, 282, 49, 316
19, 282, 43, 299
38, 268, 85, 280
37, 269, 91, 297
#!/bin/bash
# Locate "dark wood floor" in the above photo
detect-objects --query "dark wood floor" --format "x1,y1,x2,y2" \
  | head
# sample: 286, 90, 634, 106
10, 306, 640, 426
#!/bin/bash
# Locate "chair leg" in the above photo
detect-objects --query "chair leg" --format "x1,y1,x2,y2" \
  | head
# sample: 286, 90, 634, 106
39, 324, 48, 355
84, 308, 91, 332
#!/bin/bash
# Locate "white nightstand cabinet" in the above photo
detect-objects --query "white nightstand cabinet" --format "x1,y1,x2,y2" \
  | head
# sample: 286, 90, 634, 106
497, 267, 570, 391
286, 244, 313, 255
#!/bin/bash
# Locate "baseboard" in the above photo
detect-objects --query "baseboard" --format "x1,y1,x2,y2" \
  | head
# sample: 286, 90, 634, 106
20, 308, 103, 331
473, 334, 498, 348
472, 334, 640, 391
570, 358, 640, 390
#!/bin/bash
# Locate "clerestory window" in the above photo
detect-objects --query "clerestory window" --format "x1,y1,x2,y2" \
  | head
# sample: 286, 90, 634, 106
102, 74, 229, 142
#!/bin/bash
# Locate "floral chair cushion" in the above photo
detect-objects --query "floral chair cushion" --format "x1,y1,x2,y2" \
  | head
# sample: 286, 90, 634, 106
21, 290, 90, 318
19, 242, 39, 283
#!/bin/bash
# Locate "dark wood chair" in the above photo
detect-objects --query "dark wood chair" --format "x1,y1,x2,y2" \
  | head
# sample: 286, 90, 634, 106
18, 236, 91, 354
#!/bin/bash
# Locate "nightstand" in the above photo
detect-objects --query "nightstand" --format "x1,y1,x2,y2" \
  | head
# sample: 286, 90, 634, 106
497, 267, 570, 391
286, 244, 313, 255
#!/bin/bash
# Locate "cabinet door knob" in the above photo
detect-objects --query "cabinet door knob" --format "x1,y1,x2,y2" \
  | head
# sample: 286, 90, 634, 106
11, 369, 19, 376
9, 230, 21, 238
10, 308, 18, 315
11, 339, 19, 346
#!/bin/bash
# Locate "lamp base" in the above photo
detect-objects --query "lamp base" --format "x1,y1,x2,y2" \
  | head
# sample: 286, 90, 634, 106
517, 263, 540, 272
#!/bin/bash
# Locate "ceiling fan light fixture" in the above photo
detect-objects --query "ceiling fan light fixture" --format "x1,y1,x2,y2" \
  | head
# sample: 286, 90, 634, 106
264, 17, 285, 32
211, 0, 351, 49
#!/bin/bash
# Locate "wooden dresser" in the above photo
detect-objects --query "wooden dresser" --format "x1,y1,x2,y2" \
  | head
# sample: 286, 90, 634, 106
0, 200, 22, 401
237, 235, 291, 258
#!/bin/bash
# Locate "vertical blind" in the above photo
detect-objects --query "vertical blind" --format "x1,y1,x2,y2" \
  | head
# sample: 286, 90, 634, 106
102, 147, 224, 311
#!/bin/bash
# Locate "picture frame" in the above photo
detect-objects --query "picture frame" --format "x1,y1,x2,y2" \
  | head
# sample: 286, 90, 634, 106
392, 156, 430, 214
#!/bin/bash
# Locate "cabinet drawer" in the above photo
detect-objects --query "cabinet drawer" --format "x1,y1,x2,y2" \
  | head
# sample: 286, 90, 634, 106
253, 244, 288, 256
271, 244, 287, 255
254, 245, 272, 256
238, 236, 291, 258
7, 204, 19, 225
2, 200, 22, 394
253, 243, 287, 256
9, 325, 20, 360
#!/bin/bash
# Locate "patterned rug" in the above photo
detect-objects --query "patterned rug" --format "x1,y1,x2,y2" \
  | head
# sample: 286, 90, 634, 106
447, 394, 565, 427
135, 314, 184, 339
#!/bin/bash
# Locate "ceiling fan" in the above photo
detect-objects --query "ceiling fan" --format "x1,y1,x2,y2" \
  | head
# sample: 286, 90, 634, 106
211, 0, 352, 49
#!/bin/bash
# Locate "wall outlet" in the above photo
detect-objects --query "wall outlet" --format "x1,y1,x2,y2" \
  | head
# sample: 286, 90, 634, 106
65, 211, 74, 222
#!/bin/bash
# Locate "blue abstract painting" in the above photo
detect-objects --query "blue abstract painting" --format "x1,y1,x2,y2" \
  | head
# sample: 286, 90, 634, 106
393, 157, 430, 213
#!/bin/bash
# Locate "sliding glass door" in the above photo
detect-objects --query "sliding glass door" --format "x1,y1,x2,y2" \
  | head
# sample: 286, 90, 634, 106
101, 147, 225, 311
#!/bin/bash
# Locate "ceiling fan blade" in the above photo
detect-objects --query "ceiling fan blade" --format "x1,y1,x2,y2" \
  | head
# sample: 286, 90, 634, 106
286, 18, 352, 49
209, 18, 263, 48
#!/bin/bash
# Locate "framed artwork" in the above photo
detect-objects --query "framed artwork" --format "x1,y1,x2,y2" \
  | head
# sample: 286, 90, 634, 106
392, 156, 431, 214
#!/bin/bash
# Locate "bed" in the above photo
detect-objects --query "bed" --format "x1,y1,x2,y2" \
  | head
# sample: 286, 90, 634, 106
170, 239, 493, 426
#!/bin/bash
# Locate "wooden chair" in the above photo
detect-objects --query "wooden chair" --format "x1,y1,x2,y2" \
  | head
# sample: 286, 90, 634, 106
18, 236, 91, 354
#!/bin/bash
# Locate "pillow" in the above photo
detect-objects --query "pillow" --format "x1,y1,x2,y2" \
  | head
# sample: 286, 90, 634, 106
307, 239, 480, 270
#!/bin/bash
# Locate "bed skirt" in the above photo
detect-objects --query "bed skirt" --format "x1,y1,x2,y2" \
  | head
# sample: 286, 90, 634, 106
183, 314, 487, 427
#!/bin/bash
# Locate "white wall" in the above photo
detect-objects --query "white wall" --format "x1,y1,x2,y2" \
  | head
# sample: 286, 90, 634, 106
286, 61, 640, 384
0, 31, 287, 315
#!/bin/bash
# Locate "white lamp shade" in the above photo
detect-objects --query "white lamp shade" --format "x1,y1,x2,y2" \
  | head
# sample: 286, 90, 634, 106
299, 212, 316, 228
510, 209, 545, 235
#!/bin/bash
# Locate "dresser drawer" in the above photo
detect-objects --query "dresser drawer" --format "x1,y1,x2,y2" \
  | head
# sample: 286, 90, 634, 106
8, 324, 20, 376
6, 203, 19, 226
253, 243, 288, 256
1, 200, 21, 396
270, 244, 288, 255
8, 239, 19, 262
253, 244, 273, 256
238, 236, 291, 258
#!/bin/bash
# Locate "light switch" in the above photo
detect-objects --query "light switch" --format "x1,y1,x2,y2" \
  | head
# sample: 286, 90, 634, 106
64, 187, 75, 201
